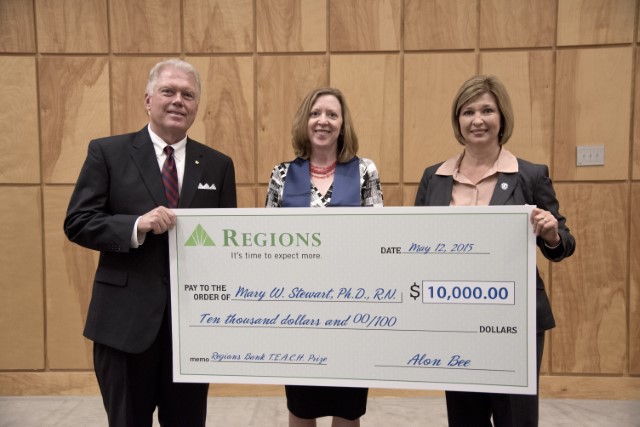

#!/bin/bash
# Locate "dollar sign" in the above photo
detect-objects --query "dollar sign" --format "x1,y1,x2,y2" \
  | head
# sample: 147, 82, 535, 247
410, 282, 420, 300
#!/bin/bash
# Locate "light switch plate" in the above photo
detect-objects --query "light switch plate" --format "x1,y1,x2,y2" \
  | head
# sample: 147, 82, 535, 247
576, 145, 605, 166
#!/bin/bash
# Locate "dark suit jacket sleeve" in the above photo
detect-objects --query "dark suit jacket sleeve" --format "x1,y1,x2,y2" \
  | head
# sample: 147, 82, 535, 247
219, 155, 237, 208
521, 162, 575, 262
64, 138, 138, 253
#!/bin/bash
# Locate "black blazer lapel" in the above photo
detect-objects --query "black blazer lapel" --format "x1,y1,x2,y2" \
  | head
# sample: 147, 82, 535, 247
429, 174, 454, 206
130, 128, 167, 207
180, 138, 204, 208
489, 172, 518, 205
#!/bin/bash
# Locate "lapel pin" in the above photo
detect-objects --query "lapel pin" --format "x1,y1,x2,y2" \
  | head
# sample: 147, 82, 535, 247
195, 160, 200, 164
501, 183, 508, 190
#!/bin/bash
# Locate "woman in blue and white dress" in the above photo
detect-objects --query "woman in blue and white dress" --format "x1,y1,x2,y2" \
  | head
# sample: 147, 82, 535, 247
266, 87, 383, 427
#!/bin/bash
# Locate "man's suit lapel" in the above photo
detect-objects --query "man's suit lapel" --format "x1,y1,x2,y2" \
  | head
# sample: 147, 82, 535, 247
131, 128, 167, 207
180, 138, 204, 208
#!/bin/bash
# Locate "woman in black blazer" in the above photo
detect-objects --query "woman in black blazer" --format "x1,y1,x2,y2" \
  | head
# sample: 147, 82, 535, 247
415, 75, 575, 427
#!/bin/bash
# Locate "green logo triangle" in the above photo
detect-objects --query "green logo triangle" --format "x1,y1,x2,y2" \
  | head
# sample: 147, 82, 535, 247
184, 224, 215, 246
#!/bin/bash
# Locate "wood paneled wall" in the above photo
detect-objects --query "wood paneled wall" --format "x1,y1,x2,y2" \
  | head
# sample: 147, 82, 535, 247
0, 0, 638, 399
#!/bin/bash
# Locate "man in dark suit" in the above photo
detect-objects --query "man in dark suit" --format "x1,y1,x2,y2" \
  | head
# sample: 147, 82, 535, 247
64, 59, 236, 427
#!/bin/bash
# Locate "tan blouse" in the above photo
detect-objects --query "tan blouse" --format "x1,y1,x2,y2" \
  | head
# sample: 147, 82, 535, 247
435, 148, 519, 206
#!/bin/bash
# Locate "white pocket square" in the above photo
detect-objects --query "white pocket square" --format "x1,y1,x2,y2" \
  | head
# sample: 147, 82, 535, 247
198, 183, 217, 190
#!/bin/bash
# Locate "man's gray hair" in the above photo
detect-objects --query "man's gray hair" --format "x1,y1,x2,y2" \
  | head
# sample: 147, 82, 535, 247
146, 59, 201, 99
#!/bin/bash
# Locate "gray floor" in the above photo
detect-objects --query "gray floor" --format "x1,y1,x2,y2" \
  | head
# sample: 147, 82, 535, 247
1, 396, 639, 426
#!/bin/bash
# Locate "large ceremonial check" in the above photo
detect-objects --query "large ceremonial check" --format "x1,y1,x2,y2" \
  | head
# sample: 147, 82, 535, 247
169, 205, 537, 395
